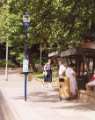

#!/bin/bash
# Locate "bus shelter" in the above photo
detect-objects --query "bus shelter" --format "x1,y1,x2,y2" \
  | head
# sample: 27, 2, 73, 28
60, 47, 95, 90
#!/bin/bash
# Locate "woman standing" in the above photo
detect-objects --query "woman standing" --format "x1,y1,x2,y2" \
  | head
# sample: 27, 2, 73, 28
43, 59, 52, 87
58, 60, 66, 100
66, 64, 78, 98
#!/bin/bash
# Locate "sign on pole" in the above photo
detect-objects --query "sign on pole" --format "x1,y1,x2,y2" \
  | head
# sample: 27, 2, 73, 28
23, 59, 29, 73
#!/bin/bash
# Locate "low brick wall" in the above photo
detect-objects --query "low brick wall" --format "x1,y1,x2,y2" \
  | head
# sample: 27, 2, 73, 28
79, 89, 95, 103
0, 67, 22, 74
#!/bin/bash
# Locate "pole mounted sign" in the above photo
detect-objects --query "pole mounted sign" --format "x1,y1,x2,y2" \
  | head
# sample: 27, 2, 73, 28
23, 58, 29, 73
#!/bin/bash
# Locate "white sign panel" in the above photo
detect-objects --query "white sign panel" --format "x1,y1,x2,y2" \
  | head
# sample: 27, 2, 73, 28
23, 59, 29, 72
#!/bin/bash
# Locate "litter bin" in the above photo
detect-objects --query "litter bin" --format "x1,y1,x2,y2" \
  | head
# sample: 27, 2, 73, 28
28, 73, 32, 81
77, 74, 88, 90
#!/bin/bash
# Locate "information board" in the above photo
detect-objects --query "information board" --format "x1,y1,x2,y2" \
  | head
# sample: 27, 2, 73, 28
23, 59, 29, 73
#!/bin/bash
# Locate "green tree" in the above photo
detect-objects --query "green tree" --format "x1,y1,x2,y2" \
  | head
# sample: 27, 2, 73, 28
0, 0, 95, 67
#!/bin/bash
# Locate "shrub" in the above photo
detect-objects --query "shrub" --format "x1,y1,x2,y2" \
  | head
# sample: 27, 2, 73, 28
0, 60, 15, 68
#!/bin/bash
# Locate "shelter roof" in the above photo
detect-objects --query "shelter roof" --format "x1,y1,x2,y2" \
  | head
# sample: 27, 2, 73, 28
60, 48, 95, 57
48, 51, 59, 58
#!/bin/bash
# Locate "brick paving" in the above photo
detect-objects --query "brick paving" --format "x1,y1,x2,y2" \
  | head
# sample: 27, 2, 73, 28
0, 73, 95, 120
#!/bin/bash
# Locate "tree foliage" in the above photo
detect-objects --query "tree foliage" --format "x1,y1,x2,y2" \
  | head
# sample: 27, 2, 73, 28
0, 0, 95, 65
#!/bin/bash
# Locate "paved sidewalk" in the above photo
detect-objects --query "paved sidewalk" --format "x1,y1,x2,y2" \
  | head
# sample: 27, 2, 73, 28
0, 73, 95, 120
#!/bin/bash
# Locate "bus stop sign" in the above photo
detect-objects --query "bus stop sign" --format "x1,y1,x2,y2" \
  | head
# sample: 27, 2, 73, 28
23, 59, 29, 73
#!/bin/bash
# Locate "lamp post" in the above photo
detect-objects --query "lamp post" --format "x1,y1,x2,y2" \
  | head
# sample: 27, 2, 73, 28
23, 12, 30, 101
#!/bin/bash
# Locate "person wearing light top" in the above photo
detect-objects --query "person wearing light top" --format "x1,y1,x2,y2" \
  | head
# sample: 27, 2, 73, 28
43, 59, 52, 87
58, 60, 66, 100
66, 64, 78, 98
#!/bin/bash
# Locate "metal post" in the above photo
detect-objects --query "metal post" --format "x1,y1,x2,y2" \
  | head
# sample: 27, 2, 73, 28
40, 43, 42, 65
24, 28, 28, 101
5, 39, 8, 81
24, 29, 28, 59
23, 11, 30, 101
24, 73, 28, 101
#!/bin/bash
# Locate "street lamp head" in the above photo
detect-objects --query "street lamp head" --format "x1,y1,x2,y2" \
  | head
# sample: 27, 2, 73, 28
23, 12, 30, 29
23, 12, 30, 23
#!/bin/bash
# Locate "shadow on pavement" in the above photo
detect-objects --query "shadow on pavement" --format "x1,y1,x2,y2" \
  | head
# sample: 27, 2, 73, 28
53, 102, 95, 111
29, 91, 59, 103
13, 91, 59, 103
12, 90, 95, 111
13, 96, 25, 100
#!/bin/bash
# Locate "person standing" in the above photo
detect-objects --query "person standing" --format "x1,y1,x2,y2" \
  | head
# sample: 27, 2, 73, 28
43, 59, 52, 87
58, 60, 66, 100
66, 64, 78, 98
